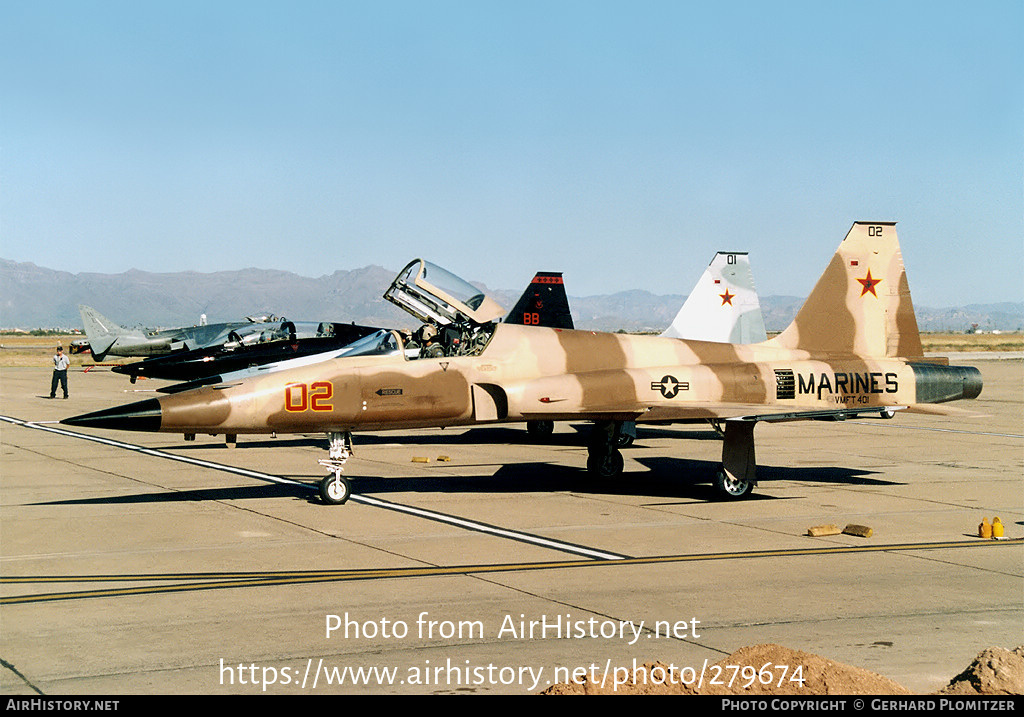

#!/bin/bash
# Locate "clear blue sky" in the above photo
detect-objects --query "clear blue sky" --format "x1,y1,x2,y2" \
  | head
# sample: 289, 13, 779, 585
2, 1, 1021, 307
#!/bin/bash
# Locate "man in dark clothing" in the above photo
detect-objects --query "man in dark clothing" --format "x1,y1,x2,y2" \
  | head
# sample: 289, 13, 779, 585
50, 345, 70, 399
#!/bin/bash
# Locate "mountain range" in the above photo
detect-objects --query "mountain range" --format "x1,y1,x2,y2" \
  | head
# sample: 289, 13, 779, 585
2, 258, 1021, 334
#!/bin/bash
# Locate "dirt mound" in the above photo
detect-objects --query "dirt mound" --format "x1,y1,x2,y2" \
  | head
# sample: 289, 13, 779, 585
542, 644, 1024, 695
937, 646, 1024, 695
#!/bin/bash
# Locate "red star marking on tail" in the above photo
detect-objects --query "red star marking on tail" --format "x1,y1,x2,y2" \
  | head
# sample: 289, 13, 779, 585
719, 289, 735, 306
857, 269, 881, 297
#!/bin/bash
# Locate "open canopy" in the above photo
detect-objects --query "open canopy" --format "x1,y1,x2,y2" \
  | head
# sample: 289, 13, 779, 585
384, 259, 506, 326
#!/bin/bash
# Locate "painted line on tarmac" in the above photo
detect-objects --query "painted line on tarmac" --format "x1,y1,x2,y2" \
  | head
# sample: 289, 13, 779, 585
1, 415, 310, 489
349, 492, 630, 560
0, 415, 627, 562
2, 539, 1018, 605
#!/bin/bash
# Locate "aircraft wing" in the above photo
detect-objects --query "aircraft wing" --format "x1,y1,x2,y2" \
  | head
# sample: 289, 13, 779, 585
521, 403, 903, 424
690, 405, 904, 423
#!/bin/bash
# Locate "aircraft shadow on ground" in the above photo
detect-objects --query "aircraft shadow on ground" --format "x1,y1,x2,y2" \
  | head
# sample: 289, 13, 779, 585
347, 460, 731, 501
35, 455, 890, 507
346, 458, 891, 500
34, 484, 308, 506
637, 457, 894, 488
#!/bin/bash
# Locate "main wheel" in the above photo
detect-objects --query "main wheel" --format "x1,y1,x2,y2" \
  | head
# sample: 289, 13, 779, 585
526, 420, 554, 441
587, 449, 624, 479
318, 475, 351, 505
714, 469, 753, 500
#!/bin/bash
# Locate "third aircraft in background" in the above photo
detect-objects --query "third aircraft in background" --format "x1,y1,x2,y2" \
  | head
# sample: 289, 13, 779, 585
79, 305, 296, 362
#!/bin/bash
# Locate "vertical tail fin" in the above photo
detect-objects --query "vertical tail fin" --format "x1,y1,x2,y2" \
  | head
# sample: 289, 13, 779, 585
661, 252, 767, 343
768, 222, 924, 358
505, 272, 575, 329
78, 305, 125, 360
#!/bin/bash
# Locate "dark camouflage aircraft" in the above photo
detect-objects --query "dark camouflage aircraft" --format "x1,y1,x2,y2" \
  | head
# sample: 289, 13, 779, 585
64, 223, 982, 505
111, 321, 381, 384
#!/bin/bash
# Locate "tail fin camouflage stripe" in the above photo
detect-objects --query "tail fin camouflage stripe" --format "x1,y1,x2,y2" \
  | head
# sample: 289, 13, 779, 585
768, 222, 924, 358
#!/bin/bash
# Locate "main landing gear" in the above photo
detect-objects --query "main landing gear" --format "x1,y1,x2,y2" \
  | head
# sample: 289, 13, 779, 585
317, 431, 353, 504
526, 419, 554, 441
586, 421, 625, 479
585, 419, 758, 500
715, 421, 756, 499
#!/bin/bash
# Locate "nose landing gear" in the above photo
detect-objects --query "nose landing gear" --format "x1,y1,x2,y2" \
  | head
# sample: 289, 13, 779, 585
317, 431, 353, 504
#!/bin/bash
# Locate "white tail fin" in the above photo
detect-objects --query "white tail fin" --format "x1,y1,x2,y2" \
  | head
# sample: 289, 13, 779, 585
662, 252, 767, 343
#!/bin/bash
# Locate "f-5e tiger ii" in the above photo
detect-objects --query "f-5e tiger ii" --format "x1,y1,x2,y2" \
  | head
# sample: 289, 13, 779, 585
63, 222, 982, 505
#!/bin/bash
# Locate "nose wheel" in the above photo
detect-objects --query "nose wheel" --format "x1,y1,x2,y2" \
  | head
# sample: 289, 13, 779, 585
317, 431, 353, 504
318, 473, 351, 504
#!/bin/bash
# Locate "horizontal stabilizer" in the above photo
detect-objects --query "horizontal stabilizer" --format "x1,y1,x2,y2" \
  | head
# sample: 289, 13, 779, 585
87, 337, 117, 361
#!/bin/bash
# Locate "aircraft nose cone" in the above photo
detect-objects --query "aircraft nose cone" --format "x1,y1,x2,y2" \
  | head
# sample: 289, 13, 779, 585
61, 398, 163, 432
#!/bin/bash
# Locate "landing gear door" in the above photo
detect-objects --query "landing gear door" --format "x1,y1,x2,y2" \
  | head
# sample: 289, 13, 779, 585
384, 259, 506, 326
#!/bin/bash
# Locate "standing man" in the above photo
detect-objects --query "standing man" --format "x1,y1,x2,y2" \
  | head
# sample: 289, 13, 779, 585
50, 345, 70, 399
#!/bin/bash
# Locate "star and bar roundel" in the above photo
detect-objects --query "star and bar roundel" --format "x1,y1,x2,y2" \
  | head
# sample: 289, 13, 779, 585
651, 375, 689, 399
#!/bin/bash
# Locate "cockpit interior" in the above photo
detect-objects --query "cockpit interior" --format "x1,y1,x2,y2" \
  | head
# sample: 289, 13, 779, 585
383, 259, 506, 360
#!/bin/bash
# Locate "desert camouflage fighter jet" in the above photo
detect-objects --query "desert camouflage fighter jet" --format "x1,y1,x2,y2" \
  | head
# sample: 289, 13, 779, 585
64, 222, 982, 505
